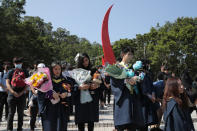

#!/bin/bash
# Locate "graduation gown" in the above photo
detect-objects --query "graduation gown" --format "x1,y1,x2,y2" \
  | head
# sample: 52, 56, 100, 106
164, 98, 195, 131
73, 68, 100, 124
37, 76, 72, 131
110, 77, 134, 126
140, 74, 158, 126
74, 87, 99, 123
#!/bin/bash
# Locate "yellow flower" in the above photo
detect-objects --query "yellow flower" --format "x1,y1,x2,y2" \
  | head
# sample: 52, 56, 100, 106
30, 72, 48, 87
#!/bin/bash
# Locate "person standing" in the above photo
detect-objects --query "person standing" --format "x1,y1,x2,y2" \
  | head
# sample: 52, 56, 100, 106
29, 63, 45, 131
110, 47, 139, 131
6, 57, 29, 131
0, 61, 10, 121
37, 62, 71, 131
73, 53, 100, 131
163, 77, 195, 131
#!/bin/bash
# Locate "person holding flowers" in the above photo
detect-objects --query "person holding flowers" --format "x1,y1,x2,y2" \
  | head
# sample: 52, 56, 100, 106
50, 61, 74, 131
71, 53, 100, 131
29, 63, 46, 131
27, 62, 71, 131
105, 47, 140, 131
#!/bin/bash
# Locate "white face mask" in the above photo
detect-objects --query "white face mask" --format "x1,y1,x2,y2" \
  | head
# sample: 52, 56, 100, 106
15, 64, 22, 69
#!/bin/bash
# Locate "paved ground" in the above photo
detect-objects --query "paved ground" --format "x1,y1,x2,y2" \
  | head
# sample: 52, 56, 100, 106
0, 95, 197, 131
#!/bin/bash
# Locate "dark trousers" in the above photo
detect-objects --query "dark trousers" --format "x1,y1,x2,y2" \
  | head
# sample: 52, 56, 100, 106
30, 105, 38, 130
41, 103, 68, 131
29, 95, 39, 130
78, 122, 94, 131
104, 88, 111, 104
0, 92, 8, 120
7, 93, 26, 131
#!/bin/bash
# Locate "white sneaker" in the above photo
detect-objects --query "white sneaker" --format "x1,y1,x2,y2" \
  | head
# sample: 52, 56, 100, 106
37, 117, 42, 124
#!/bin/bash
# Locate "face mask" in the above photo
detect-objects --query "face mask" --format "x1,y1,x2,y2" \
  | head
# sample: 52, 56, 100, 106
98, 69, 102, 73
15, 64, 22, 69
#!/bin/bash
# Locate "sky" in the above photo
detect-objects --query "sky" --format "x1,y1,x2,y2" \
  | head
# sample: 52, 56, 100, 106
24, 0, 197, 44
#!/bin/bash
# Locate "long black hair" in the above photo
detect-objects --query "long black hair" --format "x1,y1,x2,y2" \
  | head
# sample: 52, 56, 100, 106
76, 53, 91, 70
50, 61, 63, 78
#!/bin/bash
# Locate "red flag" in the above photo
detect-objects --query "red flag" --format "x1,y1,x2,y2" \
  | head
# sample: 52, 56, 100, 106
101, 5, 116, 65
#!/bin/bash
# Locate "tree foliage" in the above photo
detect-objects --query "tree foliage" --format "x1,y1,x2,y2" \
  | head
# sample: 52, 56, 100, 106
0, 0, 196, 78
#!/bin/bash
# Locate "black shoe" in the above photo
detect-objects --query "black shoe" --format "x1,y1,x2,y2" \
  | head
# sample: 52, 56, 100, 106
150, 127, 163, 131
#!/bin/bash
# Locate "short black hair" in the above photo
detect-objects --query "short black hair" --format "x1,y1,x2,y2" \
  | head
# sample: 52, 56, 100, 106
121, 47, 134, 56
157, 72, 164, 80
13, 57, 23, 63
141, 59, 151, 70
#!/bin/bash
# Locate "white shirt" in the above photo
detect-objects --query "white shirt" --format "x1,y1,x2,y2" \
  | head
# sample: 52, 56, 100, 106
0, 70, 8, 92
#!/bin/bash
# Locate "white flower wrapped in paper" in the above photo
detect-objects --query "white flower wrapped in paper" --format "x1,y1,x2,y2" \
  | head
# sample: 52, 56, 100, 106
69, 68, 93, 104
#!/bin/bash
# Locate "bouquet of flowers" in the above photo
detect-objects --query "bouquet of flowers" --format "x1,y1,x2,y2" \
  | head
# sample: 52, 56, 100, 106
104, 64, 129, 79
62, 83, 71, 93
25, 68, 60, 104
68, 68, 93, 104
29, 72, 48, 89
105, 61, 145, 94
92, 72, 102, 84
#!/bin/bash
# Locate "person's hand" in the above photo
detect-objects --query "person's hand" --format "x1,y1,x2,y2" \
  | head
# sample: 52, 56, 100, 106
151, 96, 156, 103
13, 91, 20, 97
18, 92, 25, 97
61, 102, 69, 106
59, 92, 67, 98
156, 98, 162, 103
127, 76, 138, 85
79, 84, 90, 90
5, 88, 9, 94
90, 82, 99, 90
53, 92, 60, 100
106, 84, 110, 89
34, 90, 38, 96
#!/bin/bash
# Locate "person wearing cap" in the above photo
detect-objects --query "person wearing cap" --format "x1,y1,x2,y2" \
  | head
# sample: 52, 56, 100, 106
29, 63, 45, 131
6, 57, 29, 131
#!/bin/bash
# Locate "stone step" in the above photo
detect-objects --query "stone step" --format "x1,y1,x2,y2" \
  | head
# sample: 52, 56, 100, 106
1, 116, 197, 129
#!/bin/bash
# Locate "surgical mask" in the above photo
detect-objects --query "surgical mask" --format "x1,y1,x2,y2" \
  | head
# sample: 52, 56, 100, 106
98, 69, 102, 73
15, 64, 22, 69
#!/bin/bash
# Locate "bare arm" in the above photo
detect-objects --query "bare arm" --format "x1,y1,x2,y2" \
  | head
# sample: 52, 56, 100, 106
0, 83, 7, 90
30, 86, 37, 95
6, 79, 14, 94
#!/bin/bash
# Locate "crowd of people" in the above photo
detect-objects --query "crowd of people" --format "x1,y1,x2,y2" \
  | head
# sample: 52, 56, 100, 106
0, 48, 196, 131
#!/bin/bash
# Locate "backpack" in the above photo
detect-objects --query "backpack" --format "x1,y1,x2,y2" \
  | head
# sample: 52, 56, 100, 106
11, 69, 26, 87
